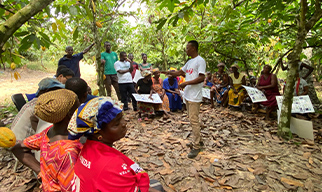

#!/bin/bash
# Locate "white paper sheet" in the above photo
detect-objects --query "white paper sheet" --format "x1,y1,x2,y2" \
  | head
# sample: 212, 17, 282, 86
276, 95, 315, 113
242, 85, 267, 103
202, 88, 211, 99
133, 70, 143, 83
132, 93, 162, 104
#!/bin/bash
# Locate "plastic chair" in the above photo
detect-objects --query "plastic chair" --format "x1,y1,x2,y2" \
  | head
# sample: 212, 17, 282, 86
11, 93, 26, 111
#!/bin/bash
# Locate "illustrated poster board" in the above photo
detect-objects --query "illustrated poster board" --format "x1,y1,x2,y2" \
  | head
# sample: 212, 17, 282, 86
242, 85, 267, 103
202, 88, 211, 99
276, 95, 314, 114
133, 70, 143, 83
132, 93, 162, 104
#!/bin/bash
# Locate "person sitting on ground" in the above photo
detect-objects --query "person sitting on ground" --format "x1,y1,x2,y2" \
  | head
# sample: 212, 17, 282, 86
253, 65, 280, 120
58, 43, 95, 78
11, 78, 65, 144
54, 65, 67, 78
135, 70, 154, 121
139, 53, 152, 72
12, 89, 82, 192
87, 86, 92, 95
283, 72, 308, 96
65, 77, 90, 104
163, 71, 183, 112
203, 72, 213, 88
68, 97, 163, 192
210, 63, 229, 108
152, 68, 170, 117
228, 64, 246, 107
56, 67, 75, 84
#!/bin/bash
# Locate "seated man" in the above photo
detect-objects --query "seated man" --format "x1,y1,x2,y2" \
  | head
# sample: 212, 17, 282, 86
210, 63, 229, 108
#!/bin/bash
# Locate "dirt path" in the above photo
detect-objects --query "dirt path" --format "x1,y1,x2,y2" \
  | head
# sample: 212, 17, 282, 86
0, 62, 97, 104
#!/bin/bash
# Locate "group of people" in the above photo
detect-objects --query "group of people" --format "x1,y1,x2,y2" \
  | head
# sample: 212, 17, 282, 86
9, 40, 207, 192
10, 38, 318, 192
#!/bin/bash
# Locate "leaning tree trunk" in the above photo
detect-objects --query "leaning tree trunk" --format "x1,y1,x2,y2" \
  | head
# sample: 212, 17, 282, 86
90, 0, 105, 96
0, 0, 55, 55
278, 0, 322, 139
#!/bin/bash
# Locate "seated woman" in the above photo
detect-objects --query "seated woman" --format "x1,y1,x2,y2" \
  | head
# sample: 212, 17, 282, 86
253, 65, 280, 120
228, 64, 246, 107
136, 70, 154, 121
163, 72, 182, 112
139, 53, 152, 72
68, 97, 163, 192
12, 89, 82, 192
210, 63, 229, 108
152, 68, 170, 117
203, 72, 213, 88
285, 72, 308, 96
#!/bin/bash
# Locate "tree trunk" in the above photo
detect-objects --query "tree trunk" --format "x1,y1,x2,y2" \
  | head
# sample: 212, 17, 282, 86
90, 0, 105, 96
277, 0, 322, 138
0, 0, 55, 55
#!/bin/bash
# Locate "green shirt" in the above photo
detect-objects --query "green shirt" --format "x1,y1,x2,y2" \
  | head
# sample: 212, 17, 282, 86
101, 51, 118, 75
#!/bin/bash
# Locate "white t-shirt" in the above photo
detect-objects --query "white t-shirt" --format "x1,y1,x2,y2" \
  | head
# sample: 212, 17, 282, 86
181, 55, 206, 102
114, 61, 133, 84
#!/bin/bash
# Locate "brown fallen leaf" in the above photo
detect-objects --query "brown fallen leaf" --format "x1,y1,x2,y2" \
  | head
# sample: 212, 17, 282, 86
204, 177, 216, 183
280, 177, 304, 187
218, 177, 228, 185
308, 157, 313, 165
252, 155, 259, 160
303, 152, 311, 159
214, 185, 233, 190
159, 168, 174, 175
247, 167, 254, 173
253, 167, 266, 175
168, 184, 176, 191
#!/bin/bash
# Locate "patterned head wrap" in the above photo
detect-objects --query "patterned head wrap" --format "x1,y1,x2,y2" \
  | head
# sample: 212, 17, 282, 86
141, 70, 151, 77
68, 97, 123, 140
36, 78, 65, 96
152, 68, 159, 74
35, 89, 78, 123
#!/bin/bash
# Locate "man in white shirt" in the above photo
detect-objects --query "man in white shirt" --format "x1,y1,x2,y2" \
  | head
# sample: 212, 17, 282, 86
161, 40, 206, 158
114, 52, 137, 111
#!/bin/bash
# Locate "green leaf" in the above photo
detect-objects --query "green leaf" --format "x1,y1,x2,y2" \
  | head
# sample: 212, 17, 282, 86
157, 19, 167, 30
14, 31, 29, 37
55, 6, 61, 15
73, 26, 79, 41
69, 6, 78, 15
33, 36, 41, 49
19, 34, 36, 52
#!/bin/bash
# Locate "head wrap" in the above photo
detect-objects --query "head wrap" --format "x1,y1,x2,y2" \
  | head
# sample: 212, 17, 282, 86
36, 78, 65, 96
68, 97, 123, 140
35, 89, 78, 123
217, 63, 225, 67
231, 64, 239, 69
152, 68, 159, 74
141, 70, 151, 77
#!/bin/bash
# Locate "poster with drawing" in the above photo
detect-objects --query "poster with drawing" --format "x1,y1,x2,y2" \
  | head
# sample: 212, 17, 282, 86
202, 88, 211, 99
133, 70, 143, 83
132, 93, 163, 104
242, 85, 267, 103
276, 95, 314, 113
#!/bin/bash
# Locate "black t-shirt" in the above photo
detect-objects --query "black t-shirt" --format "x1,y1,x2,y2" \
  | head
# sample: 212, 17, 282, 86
137, 79, 152, 94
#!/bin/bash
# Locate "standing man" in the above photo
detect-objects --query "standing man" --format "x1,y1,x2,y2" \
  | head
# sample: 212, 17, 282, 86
114, 52, 137, 111
101, 41, 121, 100
58, 43, 95, 78
161, 40, 206, 158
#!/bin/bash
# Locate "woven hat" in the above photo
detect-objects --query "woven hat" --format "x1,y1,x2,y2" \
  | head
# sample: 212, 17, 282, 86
35, 89, 78, 123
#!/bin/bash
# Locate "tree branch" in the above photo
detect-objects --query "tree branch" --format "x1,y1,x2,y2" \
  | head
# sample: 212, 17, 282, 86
305, 0, 322, 31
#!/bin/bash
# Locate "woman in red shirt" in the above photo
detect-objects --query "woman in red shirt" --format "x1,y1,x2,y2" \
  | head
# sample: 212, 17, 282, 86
68, 97, 163, 192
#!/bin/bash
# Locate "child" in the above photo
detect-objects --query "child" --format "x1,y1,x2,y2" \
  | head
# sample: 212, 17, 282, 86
12, 89, 82, 192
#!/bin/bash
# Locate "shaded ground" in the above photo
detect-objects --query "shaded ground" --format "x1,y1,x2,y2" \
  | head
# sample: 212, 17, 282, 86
0, 106, 321, 191
0, 65, 321, 191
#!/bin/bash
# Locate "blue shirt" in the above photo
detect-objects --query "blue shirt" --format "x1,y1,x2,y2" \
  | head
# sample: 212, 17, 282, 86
58, 52, 84, 77
163, 78, 178, 91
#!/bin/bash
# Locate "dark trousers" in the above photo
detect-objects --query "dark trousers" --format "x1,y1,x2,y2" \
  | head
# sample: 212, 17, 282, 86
119, 83, 137, 110
104, 74, 121, 100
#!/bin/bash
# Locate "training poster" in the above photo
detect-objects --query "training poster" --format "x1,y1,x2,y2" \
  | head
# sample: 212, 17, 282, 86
242, 85, 267, 103
132, 93, 163, 104
202, 88, 211, 99
276, 95, 315, 113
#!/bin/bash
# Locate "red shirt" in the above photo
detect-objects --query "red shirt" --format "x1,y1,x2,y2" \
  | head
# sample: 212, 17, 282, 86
72, 140, 150, 192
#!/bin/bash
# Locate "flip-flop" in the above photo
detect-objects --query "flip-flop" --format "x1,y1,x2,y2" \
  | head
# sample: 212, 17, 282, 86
138, 118, 142, 122
144, 117, 149, 121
